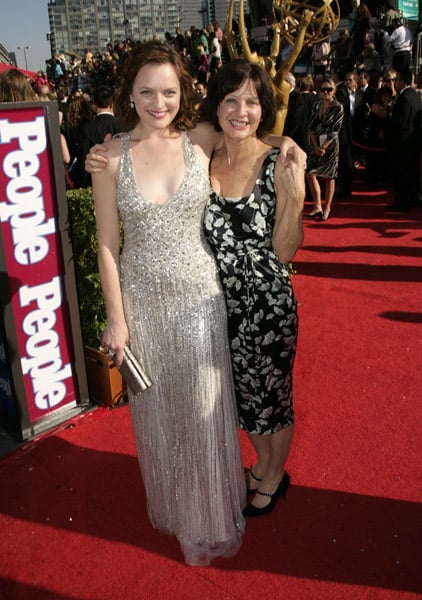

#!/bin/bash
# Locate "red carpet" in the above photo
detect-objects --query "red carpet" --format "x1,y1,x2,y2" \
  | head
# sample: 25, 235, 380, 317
1, 176, 421, 599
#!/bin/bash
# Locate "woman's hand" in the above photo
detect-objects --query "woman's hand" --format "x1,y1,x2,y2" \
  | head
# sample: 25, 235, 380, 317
101, 320, 129, 368
85, 143, 109, 173
85, 136, 112, 173
282, 137, 307, 169
269, 135, 307, 170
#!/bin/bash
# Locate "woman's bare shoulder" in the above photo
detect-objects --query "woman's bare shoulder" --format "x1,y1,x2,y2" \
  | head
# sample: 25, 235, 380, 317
105, 134, 127, 157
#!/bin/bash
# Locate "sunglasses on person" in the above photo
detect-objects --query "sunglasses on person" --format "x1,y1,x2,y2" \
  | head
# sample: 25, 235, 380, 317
320, 87, 333, 93
384, 78, 396, 82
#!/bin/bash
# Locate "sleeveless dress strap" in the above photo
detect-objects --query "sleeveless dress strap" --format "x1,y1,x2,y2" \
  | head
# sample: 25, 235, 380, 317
118, 133, 131, 179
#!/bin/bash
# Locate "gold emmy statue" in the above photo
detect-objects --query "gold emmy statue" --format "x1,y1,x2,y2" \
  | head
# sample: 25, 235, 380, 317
226, 0, 340, 134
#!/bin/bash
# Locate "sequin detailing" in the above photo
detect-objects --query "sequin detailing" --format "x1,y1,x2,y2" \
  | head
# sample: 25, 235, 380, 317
117, 132, 245, 566
204, 149, 297, 435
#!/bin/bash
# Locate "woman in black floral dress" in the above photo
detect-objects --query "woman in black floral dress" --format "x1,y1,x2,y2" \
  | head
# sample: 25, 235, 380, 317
201, 60, 305, 517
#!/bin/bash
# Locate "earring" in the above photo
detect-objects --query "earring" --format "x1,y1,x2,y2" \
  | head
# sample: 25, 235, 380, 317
130, 100, 134, 109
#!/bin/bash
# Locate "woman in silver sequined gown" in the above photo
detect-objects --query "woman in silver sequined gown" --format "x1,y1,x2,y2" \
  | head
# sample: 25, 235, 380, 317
92, 42, 245, 566
118, 131, 246, 564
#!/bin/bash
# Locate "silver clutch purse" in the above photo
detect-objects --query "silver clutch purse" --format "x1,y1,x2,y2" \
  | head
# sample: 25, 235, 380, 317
111, 346, 152, 395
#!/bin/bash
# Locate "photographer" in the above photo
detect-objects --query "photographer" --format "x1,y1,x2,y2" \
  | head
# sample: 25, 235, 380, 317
383, 18, 413, 72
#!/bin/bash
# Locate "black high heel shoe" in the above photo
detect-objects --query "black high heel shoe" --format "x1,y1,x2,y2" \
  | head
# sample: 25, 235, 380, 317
308, 210, 323, 220
321, 208, 331, 221
246, 466, 262, 495
243, 472, 290, 517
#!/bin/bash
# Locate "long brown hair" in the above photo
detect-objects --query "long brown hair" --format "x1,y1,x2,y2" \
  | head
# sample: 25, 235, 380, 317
0, 68, 37, 102
66, 95, 94, 131
114, 41, 196, 131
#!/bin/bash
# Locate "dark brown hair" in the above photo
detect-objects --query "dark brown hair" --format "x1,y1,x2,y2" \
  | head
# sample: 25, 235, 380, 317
114, 41, 196, 130
199, 59, 277, 137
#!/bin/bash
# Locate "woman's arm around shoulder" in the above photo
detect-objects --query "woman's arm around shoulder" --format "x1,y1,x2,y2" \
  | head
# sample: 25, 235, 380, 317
85, 133, 114, 173
272, 157, 305, 265
92, 137, 128, 366
263, 134, 308, 170
189, 121, 223, 168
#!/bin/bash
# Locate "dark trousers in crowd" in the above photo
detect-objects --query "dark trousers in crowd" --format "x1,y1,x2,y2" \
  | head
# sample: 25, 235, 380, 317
392, 50, 412, 73
336, 142, 353, 197
391, 150, 421, 211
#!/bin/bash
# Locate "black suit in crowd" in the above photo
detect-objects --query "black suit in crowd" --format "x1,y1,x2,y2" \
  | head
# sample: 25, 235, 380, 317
283, 89, 305, 147
351, 87, 370, 165
335, 82, 354, 197
73, 112, 128, 188
351, 88, 366, 142
387, 86, 422, 210
298, 92, 318, 154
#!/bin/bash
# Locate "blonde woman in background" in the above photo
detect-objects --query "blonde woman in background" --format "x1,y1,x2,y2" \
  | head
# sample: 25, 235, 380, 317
306, 76, 344, 221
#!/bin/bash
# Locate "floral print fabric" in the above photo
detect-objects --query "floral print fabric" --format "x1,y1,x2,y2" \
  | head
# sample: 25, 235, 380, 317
204, 149, 297, 435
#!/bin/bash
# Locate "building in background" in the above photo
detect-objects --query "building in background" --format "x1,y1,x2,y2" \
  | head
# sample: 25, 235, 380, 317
47, 0, 248, 58
0, 43, 15, 66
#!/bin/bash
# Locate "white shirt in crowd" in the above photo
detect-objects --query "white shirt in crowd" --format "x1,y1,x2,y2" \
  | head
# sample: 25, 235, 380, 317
384, 25, 413, 53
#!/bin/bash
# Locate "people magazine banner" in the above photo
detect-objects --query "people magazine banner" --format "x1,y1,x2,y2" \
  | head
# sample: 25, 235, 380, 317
0, 102, 88, 438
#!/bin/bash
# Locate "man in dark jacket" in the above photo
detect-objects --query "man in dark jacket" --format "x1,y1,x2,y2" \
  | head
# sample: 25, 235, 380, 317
283, 72, 305, 146
72, 85, 128, 188
333, 67, 354, 197
386, 70, 422, 211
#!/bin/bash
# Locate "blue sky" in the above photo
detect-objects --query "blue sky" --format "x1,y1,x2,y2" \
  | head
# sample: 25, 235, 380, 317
1, 0, 51, 72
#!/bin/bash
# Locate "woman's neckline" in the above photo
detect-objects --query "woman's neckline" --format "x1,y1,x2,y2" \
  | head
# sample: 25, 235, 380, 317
127, 133, 187, 207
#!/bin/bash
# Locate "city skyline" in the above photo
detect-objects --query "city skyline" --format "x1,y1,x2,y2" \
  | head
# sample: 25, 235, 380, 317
1, 0, 232, 73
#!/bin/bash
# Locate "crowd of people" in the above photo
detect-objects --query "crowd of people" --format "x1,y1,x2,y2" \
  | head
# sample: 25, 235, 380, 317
282, 1, 422, 215
2, 4, 420, 209
1, 8, 420, 210
282, 62, 422, 214
0, 6, 420, 566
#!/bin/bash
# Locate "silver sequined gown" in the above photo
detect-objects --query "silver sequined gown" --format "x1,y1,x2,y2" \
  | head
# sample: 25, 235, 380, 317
117, 132, 245, 566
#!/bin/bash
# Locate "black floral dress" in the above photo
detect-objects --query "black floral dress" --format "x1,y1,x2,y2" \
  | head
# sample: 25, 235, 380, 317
204, 149, 297, 435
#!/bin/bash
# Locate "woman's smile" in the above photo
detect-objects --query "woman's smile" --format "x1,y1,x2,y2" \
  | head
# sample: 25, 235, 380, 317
131, 63, 181, 130
217, 79, 262, 138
